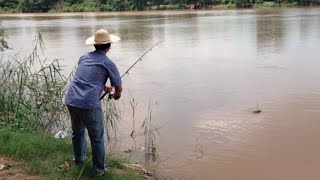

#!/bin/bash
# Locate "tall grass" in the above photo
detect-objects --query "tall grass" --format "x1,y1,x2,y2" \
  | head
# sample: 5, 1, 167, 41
129, 94, 138, 137
103, 99, 122, 140
141, 102, 159, 164
0, 34, 123, 136
0, 26, 10, 52
0, 34, 67, 132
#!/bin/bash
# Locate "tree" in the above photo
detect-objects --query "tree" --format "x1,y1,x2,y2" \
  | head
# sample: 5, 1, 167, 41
134, 0, 146, 10
0, 0, 19, 9
18, 0, 56, 12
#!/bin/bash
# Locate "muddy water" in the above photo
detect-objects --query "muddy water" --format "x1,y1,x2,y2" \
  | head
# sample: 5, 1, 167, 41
1, 8, 320, 179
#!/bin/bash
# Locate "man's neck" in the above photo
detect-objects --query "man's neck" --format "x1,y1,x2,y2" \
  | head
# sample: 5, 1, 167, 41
96, 49, 109, 54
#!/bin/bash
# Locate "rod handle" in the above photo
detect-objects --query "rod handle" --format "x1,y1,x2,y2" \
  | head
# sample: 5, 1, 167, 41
99, 91, 114, 100
99, 92, 108, 100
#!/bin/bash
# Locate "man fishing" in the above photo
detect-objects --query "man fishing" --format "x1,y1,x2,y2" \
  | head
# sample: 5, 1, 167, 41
65, 29, 122, 176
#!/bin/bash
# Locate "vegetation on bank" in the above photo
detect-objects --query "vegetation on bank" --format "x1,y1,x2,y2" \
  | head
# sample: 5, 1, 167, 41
0, 26, 9, 51
0, 0, 319, 13
0, 127, 144, 179
0, 34, 67, 132
0, 28, 152, 179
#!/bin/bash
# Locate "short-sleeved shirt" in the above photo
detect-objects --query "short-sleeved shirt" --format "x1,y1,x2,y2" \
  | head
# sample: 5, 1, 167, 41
65, 50, 122, 109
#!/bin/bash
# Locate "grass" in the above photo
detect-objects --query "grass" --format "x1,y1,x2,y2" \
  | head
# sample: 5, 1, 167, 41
0, 127, 144, 179
103, 99, 122, 140
254, 1, 299, 8
141, 102, 159, 164
129, 94, 138, 137
224, 3, 237, 9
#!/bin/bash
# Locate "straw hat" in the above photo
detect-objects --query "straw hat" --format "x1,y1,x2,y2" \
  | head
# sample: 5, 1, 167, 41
85, 29, 120, 45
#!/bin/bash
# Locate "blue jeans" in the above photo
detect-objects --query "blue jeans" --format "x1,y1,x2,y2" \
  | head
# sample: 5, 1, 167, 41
67, 105, 105, 174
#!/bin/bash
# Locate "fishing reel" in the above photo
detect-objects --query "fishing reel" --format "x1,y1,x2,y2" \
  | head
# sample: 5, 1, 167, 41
108, 91, 115, 99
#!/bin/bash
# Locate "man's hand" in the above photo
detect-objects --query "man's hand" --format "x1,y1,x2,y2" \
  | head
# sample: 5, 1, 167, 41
113, 92, 121, 100
104, 86, 112, 93
113, 85, 122, 100
104, 85, 122, 100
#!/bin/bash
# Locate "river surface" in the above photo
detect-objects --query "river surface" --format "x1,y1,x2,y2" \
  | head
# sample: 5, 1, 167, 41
1, 8, 320, 179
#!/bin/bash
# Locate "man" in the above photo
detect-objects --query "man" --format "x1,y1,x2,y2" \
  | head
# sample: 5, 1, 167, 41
65, 29, 122, 175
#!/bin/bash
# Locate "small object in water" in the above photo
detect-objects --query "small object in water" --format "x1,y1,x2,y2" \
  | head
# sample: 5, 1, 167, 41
54, 130, 68, 139
252, 109, 262, 114
124, 149, 132, 153
252, 99, 262, 114
130, 130, 135, 137
150, 147, 157, 156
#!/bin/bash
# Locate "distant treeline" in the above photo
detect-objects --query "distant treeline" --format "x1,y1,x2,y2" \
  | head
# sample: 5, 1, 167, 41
0, 0, 319, 13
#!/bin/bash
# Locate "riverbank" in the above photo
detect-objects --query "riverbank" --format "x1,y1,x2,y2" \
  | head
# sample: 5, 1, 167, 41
0, 156, 40, 179
0, 6, 320, 18
0, 3, 319, 14
0, 127, 145, 179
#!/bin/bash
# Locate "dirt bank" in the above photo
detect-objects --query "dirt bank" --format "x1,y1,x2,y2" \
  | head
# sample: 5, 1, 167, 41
0, 156, 40, 180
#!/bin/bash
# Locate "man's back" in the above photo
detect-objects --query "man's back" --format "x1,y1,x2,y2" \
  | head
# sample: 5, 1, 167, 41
65, 50, 121, 109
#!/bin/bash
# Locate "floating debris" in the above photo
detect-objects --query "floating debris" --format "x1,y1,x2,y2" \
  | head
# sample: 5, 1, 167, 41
58, 161, 70, 173
252, 109, 262, 114
124, 149, 132, 153
194, 139, 204, 160
124, 163, 153, 177
252, 99, 262, 114
0, 164, 6, 171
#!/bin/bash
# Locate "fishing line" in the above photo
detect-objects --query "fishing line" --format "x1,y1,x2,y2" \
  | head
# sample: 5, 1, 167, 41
100, 40, 163, 100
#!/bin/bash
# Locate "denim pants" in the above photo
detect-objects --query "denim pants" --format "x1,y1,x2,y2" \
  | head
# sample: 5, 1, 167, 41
67, 105, 105, 174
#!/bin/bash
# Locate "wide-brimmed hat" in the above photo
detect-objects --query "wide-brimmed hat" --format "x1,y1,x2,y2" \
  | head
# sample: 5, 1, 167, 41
85, 29, 120, 45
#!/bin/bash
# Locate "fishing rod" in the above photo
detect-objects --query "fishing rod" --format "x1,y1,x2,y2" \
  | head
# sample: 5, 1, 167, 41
100, 40, 163, 100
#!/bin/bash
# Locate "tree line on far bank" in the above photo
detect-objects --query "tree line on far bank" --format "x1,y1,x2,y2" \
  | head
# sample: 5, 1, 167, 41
0, 0, 319, 13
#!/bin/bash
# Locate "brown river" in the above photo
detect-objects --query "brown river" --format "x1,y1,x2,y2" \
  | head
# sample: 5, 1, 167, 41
1, 8, 320, 179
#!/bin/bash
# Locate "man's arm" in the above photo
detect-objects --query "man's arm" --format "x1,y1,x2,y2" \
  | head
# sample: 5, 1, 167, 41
106, 61, 122, 100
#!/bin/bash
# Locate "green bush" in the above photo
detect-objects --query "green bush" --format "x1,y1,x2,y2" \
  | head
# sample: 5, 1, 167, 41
148, 4, 186, 10
254, 1, 278, 7
100, 4, 114, 11
224, 2, 237, 8
282, 2, 299, 6
311, 0, 320, 4
54, 3, 99, 12
255, 0, 265, 4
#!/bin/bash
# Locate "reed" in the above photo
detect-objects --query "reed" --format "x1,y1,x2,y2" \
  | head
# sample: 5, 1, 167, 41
103, 99, 122, 140
0, 26, 10, 52
0, 34, 67, 132
0, 34, 123, 135
129, 94, 138, 137
141, 102, 159, 164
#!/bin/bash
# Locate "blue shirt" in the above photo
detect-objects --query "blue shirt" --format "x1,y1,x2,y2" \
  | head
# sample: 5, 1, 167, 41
65, 50, 122, 109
